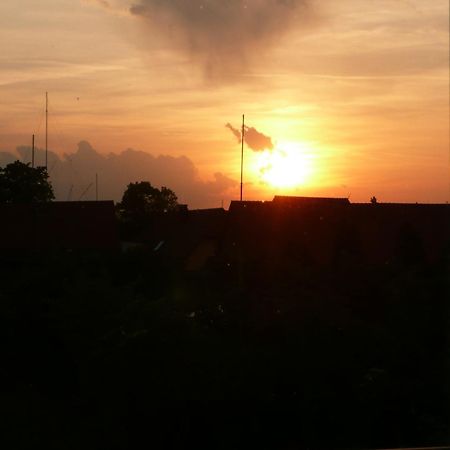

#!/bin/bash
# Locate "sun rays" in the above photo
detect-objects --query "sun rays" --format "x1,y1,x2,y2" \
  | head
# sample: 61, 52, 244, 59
252, 141, 315, 190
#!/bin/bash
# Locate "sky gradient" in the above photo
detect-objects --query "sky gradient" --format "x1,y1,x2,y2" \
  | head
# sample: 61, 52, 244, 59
0, 0, 448, 207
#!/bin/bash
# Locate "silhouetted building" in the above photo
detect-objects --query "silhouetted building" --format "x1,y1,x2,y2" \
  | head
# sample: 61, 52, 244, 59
229, 196, 350, 214
225, 197, 449, 265
349, 203, 450, 264
272, 195, 350, 207
229, 200, 266, 213
136, 208, 227, 271
0, 201, 119, 252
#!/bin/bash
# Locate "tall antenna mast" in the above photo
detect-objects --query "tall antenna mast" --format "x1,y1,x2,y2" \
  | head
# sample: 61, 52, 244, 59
45, 92, 48, 170
32, 134, 35, 168
240, 114, 245, 202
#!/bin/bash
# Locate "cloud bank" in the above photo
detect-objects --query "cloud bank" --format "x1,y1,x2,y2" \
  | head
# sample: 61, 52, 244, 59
226, 123, 274, 151
129, 0, 313, 76
3, 142, 236, 208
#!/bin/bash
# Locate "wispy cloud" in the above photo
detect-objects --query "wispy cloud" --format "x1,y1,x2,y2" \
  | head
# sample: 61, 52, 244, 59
226, 123, 274, 151
128, 0, 315, 77
225, 123, 242, 143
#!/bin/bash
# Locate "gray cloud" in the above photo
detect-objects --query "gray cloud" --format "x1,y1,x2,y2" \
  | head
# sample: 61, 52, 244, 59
225, 123, 242, 142
0, 151, 16, 167
10, 141, 237, 209
129, 0, 313, 76
226, 123, 274, 151
245, 125, 274, 151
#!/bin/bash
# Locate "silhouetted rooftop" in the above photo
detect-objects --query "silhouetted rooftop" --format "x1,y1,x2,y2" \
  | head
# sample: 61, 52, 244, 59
272, 195, 350, 206
0, 201, 119, 251
228, 200, 266, 212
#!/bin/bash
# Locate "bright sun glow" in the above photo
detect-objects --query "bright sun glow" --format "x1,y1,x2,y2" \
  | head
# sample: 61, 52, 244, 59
254, 141, 314, 189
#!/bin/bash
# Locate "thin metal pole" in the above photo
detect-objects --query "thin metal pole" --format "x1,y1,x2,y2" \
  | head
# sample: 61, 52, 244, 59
95, 173, 98, 201
32, 134, 35, 168
240, 114, 245, 202
45, 92, 48, 170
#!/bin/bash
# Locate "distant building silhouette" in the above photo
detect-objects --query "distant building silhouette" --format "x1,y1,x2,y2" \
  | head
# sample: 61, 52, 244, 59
229, 196, 350, 213
226, 196, 449, 265
229, 200, 265, 213
136, 207, 227, 271
272, 195, 350, 207
0, 201, 118, 252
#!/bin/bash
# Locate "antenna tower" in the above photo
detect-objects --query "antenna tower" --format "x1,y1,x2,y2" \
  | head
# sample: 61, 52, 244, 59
240, 114, 245, 202
79, 183, 93, 201
32, 134, 35, 168
45, 92, 48, 170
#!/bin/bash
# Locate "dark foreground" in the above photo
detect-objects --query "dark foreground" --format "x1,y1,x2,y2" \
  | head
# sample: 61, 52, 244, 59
0, 244, 449, 449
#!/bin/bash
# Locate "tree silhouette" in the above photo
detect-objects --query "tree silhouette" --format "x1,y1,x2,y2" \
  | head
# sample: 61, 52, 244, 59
0, 161, 54, 203
118, 182, 178, 221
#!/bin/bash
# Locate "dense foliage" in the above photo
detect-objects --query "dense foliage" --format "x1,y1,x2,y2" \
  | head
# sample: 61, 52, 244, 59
118, 181, 178, 219
117, 181, 179, 241
0, 235, 448, 449
0, 160, 54, 203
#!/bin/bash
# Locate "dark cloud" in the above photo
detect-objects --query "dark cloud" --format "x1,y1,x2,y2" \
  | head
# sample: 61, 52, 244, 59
129, 0, 314, 76
225, 123, 242, 143
9, 141, 236, 209
244, 125, 274, 151
226, 123, 274, 151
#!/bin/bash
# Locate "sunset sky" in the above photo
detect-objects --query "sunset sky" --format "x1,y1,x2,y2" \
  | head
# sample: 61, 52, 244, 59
0, 0, 448, 207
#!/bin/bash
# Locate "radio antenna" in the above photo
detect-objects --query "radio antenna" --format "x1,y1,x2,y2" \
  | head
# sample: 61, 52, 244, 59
32, 134, 35, 168
240, 114, 245, 202
45, 92, 48, 170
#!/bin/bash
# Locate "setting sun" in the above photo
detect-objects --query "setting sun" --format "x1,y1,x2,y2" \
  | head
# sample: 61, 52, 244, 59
254, 142, 314, 189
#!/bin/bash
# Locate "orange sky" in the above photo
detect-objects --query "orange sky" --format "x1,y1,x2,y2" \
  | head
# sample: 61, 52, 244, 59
0, 0, 448, 207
